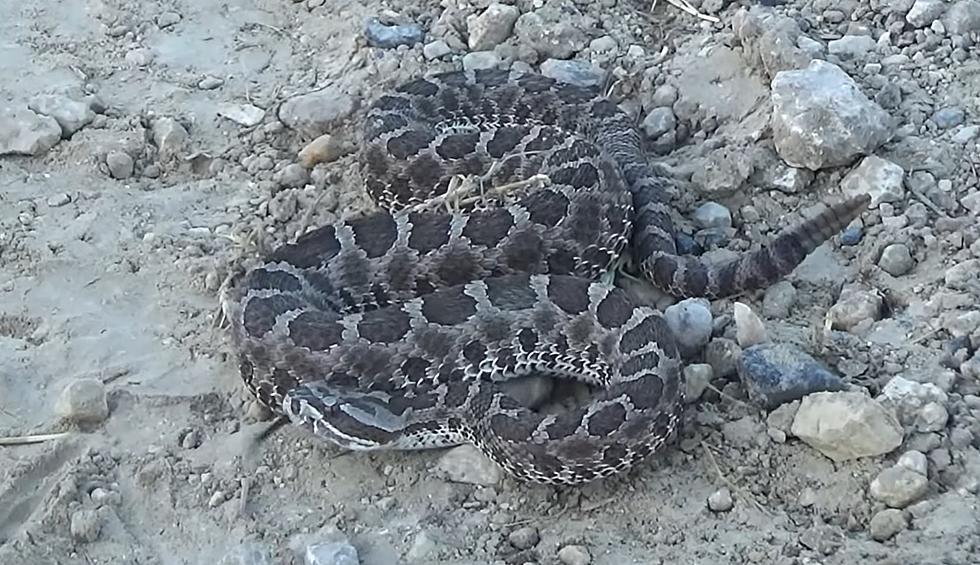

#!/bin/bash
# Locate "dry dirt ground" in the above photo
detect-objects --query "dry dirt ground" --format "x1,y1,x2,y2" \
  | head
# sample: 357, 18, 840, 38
1, 0, 979, 564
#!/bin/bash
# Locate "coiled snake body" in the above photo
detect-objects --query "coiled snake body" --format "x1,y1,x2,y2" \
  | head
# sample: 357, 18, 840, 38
221, 69, 868, 484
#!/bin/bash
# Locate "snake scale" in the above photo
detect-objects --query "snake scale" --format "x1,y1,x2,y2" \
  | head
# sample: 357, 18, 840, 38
221, 69, 869, 485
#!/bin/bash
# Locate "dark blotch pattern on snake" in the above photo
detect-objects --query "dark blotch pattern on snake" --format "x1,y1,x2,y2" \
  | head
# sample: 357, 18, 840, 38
221, 69, 869, 485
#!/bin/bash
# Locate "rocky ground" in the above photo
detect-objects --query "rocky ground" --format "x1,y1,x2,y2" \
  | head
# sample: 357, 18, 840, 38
1, 0, 979, 564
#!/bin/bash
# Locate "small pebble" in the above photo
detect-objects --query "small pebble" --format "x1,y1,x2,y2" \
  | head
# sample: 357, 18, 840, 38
641, 107, 677, 139
209, 491, 226, 508
508, 526, 540, 550
106, 151, 134, 180
218, 103, 265, 127
733, 302, 768, 347
707, 487, 734, 512
664, 298, 713, 355
298, 134, 346, 168
870, 461, 929, 508
466, 3, 520, 51
364, 17, 423, 48
218, 541, 274, 565
869, 508, 907, 541
840, 226, 864, 246
557, 544, 591, 565
693, 202, 733, 230
70, 509, 101, 542
422, 40, 452, 60
157, 11, 182, 28
762, 281, 797, 318
461, 51, 501, 71
932, 107, 965, 129
878, 243, 914, 276
198, 76, 224, 90
55, 378, 109, 424
305, 541, 359, 565
683, 363, 714, 403
278, 163, 310, 189
47, 192, 71, 207
539, 59, 605, 87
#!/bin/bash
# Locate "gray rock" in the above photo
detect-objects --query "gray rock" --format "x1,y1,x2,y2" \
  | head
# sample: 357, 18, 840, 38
467, 3, 520, 51
0, 108, 62, 156
707, 487, 734, 512
219, 541, 274, 565
157, 11, 182, 28
952, 125, 980, 144
641, 107, 677, 139
932, 106, 966, 129
906, 0, 946, 27
693, 201, 732, 230
56, 378, 109, 424
841, 155, 905, 206
683, 363, 714, 403
557, 544, 591, 565
877, 376, 948, 430
462, 51, 501, 71
731, 7, 811, 77
218, 103, 265, 127
422, 40, 452, 60
70, 509, 101, 542
436, 445, 502, 485
649, 84, 678, 108
829, 284, 883, 331
151, 117, 188, 160
762, 281, 797, 318
943, 0, 980, 34
869, 508, 907, 541
705, 338, 741, 377
874, 83, 902, 109
198, 76, 224, 90
508, 526, 540, 550
870, 462, 928, 508
305, 541, 359, 565
771, 60, 894, 170
106, 151, 134, 180
664, 298, 713, 355
915, 401, 949, 432
791, 391, 903, 461
733, 302, 768, 347
514, 10, 587, 59
278, 163, 310, 189
28, 94, 95, 137
945, 259, 979, 290
737, 343, 844, 409
827, 35, 876, 59
279, 88, 356, 138
878, 243, 914, 276
364, 17, 423, 49
539, 59, 605, 88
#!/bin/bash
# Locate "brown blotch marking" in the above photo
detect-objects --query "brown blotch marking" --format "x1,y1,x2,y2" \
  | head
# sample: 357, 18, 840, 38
543, 411, 583, 440
462, 340, 487, 365
421, 289, 478, 325
414, 326, 452, 358
493, 346, 517, 371
302, 270, 335, 300
485, 127, 526, 159
499, 227, 544, 271
484, 275, 535, 310
463, 208, 515, 248
489, 412, 540, 443
587, 403, 627, 436
287, 310, 344, 351
568, 195, 602, 243
400, 357, 430, 382
407, 211, 451, 254
619, 314, 662, 353
243, 294, 305, 337
524, 189, 569, 228
601, 443, 629, 469
357, 307, 411, 344
547, 276, 590, 315
566, 315, 595, 347
680, 262, 709, 296
399, 77, 439, 97
269, 225, 341, 269
387, 130, 436, 160
349, 213, 398, 259
435, 244, 485, 287
383, 252, 418, 295
619, 374, 664, 411
546, 245, 577, 275
436, 132, 481, 160
405, 152, 445, 191
517, 328, 537, 352
246, 268, 302, 293
371, 95, 413, 113
444, 379, 472, 409
595, 290, 633, 329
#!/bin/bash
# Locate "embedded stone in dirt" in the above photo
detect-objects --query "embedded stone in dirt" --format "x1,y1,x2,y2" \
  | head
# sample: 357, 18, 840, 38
435, 445, 502, 485
56, 378, 109, 424
0, 108, 62, 156
790, 391, 903, 461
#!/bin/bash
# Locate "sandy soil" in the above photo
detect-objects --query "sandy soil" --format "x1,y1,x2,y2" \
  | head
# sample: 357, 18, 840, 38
1, 0, 978, 564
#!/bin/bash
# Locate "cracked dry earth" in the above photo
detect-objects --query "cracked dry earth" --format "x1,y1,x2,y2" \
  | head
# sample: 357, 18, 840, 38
1, 0, 979, 564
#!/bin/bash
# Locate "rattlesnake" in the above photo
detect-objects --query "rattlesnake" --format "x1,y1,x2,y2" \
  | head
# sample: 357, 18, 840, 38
221, 69, 869, 485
